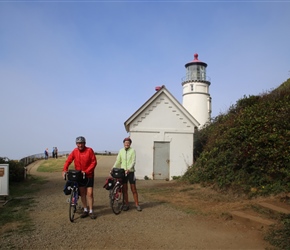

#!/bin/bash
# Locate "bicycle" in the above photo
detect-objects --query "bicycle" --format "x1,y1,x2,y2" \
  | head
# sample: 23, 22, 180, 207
64, 170, 85, 222
109, 168, 126, 215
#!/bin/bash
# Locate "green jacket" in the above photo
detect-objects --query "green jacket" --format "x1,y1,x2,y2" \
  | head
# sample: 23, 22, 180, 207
113, 147, 136, 172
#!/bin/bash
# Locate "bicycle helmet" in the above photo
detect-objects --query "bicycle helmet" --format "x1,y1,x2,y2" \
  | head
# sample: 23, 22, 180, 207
123, 137, 132, 144
76, 136, 86, 144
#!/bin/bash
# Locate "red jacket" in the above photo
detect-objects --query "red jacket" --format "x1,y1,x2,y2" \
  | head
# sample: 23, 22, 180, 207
63, 147, 97, 178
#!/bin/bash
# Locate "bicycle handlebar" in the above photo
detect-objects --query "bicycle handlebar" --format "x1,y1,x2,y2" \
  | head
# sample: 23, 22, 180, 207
63, 171, 86, 181
109, 172, 128, 178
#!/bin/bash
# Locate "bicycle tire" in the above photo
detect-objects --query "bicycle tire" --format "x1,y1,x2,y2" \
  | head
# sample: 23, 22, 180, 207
69, 189, 77, 222
110, 184, 124, 215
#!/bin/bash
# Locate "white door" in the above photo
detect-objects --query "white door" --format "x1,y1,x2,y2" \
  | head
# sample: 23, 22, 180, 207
153, 142, 170, 180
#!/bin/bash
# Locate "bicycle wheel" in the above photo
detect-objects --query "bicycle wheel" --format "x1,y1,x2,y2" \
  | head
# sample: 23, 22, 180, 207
69, 189, 77, 222
110, 184, 124, 215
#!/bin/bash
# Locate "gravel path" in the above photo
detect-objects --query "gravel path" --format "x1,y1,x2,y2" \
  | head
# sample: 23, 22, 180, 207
1, 156, 269, 249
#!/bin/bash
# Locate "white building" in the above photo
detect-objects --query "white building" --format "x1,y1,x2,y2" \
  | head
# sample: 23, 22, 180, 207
124, 54, 211, 180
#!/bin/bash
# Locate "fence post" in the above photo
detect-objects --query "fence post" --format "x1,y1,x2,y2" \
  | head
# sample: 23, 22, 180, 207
24, 166, 27, 180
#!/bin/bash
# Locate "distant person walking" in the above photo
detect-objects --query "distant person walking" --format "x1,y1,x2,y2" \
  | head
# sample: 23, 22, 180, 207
62, 136, 97, 219
53, 147, 58, 158
55, 147, 58, 158
113, 137, 142, 212
44, 148, 49, 160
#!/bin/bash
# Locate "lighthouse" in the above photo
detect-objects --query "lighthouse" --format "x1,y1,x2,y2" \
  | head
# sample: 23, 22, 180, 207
181, 53, 211, 127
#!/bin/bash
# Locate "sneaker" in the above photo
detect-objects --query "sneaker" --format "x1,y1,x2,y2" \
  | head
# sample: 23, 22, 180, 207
122, 205, 130, 211
136, 205, 142, 212
89, 213, 96, 220
80, 211, 89, 218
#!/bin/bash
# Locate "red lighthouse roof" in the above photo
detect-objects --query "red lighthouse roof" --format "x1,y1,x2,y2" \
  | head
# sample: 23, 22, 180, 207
185, 53, 207, 68
193, 53, 201, 62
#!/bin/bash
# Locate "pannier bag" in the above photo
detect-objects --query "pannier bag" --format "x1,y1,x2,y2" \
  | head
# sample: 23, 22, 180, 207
63, 180, 73, 195
111, 168, 125, 179
68, 170, 83, 182
103, 177, 114, 190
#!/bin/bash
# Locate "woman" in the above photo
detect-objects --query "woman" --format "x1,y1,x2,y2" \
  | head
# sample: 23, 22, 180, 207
113, 137, 142, 211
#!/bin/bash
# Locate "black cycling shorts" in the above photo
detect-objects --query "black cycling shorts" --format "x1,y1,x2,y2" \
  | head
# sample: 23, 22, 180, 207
123, 172, 136, 185
78, 177, 94, 188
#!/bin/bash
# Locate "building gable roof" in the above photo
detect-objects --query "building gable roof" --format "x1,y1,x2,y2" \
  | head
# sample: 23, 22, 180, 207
124, 86, 200, 132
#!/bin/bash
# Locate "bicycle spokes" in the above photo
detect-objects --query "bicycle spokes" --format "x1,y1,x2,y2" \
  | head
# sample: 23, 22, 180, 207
110, 185, 124, 215
69, 188, 78, 222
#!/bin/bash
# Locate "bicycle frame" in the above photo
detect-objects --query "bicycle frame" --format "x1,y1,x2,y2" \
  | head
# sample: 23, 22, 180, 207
69, 181, 79, 222
109, 177, 124, 215
65, 171, 85, 222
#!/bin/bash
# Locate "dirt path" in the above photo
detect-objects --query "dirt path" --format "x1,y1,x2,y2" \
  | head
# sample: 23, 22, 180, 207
2, 156, 270, 249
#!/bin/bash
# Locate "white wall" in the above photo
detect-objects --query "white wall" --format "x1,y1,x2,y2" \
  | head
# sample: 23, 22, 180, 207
125, 90, 197, 181
168, 133, 193, 178
182, 81, 211, 127
130, 131, 193, 180
130, 131, 155, 180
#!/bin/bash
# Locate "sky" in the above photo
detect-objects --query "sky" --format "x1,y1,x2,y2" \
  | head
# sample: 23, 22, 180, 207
1, 1, 289, 160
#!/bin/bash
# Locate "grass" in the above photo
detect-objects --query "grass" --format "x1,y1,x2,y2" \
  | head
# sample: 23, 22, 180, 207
138, 181, 230, 216
0, 175, 47, 237
249, 204, 282, 221
0, 158, 68, 240
37, 157, 67, 172
37, 155, 102, 172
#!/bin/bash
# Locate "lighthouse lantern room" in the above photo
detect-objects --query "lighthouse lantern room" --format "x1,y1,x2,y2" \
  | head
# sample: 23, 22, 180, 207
181, 53, 211, 127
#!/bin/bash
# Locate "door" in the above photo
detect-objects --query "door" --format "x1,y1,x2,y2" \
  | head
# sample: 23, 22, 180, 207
153, 142, 170, 180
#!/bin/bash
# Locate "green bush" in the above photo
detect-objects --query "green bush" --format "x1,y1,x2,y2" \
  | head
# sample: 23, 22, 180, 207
183, 78, 290, 196
265, 214, 290, 249
0, 157, 25, 182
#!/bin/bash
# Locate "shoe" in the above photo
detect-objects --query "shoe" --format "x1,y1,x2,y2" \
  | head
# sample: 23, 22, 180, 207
80, 211, 89, 218
89, 213, 96, 220
122, 205, 129, 211
136, 205, 142, 212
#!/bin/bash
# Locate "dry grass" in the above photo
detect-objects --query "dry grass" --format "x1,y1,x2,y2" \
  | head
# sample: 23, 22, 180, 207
138, 180, 276, 219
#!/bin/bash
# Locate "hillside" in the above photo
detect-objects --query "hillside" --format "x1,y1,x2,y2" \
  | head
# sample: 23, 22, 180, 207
183, 78, 290, 196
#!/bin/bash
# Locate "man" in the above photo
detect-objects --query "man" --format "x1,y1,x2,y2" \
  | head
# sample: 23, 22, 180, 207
113, 137, 142, 211
63, 136, 97, 219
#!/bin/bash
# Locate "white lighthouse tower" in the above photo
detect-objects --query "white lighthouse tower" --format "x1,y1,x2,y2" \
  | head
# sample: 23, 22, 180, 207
181, 53, 211, 127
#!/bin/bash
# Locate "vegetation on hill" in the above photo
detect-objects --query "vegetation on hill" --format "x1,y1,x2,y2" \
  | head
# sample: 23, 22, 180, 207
183, 78, 290, 196
0, 157, 26, 182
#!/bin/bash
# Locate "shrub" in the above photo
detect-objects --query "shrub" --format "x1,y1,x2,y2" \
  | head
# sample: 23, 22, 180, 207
183, 78, 290, 196
0, 157, 26, 182
265, 214, 290, 249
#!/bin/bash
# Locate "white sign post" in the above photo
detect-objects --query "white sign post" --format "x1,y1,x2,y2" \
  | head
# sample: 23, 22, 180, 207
0, 164, 9, 198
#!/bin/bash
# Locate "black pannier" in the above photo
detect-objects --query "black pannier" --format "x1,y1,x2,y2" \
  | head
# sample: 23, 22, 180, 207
103, 177, 115, 190
111, 168, 125, 179
63, 180, 73, 195
68, 170, 83, 182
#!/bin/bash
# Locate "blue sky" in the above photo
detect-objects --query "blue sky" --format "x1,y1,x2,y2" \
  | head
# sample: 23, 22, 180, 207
1, 1, 289, 160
